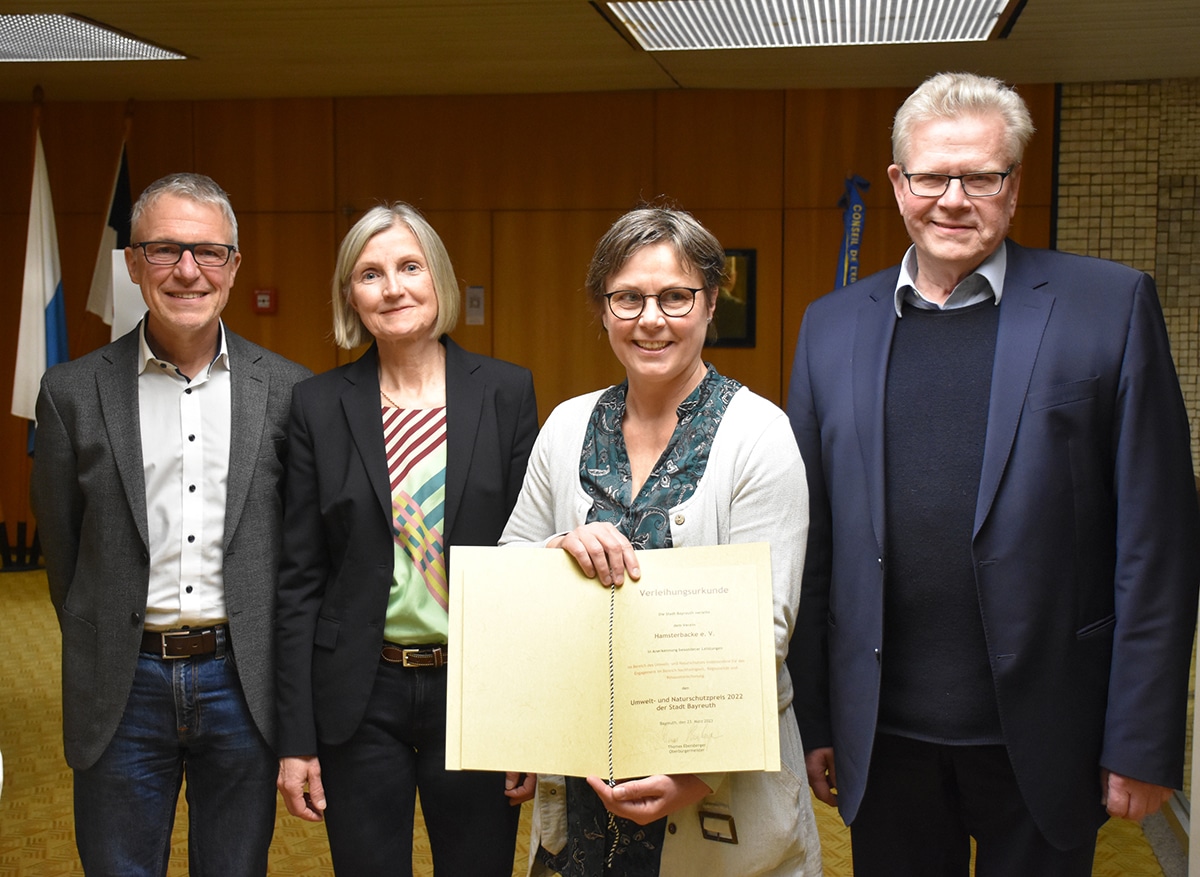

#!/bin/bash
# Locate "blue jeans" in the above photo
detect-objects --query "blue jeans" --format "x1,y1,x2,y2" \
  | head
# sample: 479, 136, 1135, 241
73, 628, 277, 877
319, 660, 519, 877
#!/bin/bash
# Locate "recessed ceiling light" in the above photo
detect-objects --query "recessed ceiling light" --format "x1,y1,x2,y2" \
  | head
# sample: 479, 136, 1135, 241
0, 14, 186, 62
603, 0, 1019, 50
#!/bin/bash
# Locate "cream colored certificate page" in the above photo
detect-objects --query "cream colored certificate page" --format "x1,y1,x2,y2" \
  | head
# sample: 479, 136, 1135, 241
447, 543, 779, 778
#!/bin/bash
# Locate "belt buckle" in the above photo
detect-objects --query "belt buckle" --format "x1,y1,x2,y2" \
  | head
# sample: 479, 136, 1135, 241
160, 629, 196, 660
402, 647, 444, 668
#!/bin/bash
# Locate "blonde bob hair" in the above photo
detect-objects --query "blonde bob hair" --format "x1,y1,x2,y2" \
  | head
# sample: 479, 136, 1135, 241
331, 203, 461, 350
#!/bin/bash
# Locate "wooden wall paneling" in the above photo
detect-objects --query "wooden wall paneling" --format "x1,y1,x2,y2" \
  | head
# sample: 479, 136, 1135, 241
194, 98, 335, 213
689, 208, 784, 404
335, 93, 657, 213
784, 86, 911, 211
0, 103, 35, 214
55, 213, 120, 359
224, 212, 339, 375
124, 101, 196, 196
492, 210, 626, 419
781, 207, 849, 407
1, 212, 32, 529
424, 210, 495, 359
1010, 206, 1053, 250
36, 101, 126, 213
1012, 83, 1056, 209
654, 90, 786, 210
336, 96, 494, 212
485, 93, 657, 210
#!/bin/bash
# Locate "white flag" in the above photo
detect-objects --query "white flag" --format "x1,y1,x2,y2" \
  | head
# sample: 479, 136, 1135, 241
12, 129, 68, 423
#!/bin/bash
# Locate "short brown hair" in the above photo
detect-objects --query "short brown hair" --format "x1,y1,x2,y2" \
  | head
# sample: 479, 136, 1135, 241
585, 206, 724, 314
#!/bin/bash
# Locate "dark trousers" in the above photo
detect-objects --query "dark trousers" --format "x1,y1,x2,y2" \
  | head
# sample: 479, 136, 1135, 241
318, 659, 519, 877
850, 734, 1097, 877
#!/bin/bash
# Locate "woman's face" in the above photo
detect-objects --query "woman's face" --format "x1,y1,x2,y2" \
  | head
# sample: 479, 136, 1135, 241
347, 223, 439, 345
601, 242, 715, 391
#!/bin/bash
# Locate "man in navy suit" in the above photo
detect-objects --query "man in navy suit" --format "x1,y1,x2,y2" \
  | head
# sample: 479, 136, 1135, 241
787, 71, 1199, 875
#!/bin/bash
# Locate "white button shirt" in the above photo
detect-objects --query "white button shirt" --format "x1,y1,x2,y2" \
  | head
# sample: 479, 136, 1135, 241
138, 320, 232, 630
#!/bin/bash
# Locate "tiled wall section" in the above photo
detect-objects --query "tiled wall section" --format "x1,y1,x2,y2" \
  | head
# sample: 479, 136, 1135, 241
1057, 79, 1200, 470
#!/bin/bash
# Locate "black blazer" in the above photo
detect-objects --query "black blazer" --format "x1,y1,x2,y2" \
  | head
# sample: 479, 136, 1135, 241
275, 337, 537, 754
787, 241, 1200, 849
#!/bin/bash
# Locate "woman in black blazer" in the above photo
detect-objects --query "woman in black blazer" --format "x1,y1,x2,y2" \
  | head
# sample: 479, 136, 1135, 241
275, 203, 538, 876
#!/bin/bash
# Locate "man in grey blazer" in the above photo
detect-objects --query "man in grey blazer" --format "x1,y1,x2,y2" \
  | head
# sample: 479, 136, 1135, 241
32, 173, 310, 876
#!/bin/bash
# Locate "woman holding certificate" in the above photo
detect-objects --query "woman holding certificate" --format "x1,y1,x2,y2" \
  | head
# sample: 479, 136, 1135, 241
275, 203, 538, 876
501, 206, 821, 877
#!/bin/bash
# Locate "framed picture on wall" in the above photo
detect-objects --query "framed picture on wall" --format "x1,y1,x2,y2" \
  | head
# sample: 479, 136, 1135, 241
706, 249, 756, 348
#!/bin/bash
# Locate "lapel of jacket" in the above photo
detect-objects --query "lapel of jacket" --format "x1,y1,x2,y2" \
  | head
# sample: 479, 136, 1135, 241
974, 241, 1053, 536
442, 337, 483, 539
96, 329, 150, 552
224, 331, 269, 550
853, 275, 900, 551
343, 344, 394, 525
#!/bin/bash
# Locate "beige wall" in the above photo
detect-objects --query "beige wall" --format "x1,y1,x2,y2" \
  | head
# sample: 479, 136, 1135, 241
0, 86, 1056, 531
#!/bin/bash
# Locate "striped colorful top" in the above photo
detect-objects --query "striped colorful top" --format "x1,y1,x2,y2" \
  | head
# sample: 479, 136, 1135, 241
381, 406, 449, 644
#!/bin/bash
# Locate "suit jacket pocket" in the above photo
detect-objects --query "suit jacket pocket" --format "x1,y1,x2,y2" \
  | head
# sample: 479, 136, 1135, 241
1028, 377, 1099, 411
1076, 614, 1116, 639
315, 615, 340, 650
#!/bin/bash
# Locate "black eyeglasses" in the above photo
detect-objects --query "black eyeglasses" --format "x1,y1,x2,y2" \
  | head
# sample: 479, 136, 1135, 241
603, 288, 702, 320
900, 165, 1015, 198
133, 241, 238, 267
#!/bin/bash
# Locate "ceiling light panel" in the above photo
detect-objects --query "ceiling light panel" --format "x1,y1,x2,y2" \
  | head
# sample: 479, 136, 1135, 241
0, 14, 185, 62
605, 0, 1012, 50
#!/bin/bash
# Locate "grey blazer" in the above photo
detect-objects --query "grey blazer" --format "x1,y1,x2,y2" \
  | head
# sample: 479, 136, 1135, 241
31, 325, 311, 770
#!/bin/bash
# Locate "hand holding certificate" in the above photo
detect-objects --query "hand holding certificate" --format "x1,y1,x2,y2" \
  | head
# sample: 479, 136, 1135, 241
446, 543, 780, 779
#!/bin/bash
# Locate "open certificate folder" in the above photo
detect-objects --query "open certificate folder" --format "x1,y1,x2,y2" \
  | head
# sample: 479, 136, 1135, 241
446, 543, 780, 779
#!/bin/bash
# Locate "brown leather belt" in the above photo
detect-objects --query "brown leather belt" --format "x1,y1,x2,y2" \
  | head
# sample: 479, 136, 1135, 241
380, 643, 448, 668
140, 625, 225, 659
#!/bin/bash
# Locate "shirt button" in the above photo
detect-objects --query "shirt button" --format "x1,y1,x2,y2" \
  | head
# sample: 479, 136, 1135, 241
185, 388, 192, 394
187, 535, 196, 543
674, 514, 685, 525
186, 586, 193, 594
667, 822, 677, 835
189, 484, 196, 493
188, 434, 196, 442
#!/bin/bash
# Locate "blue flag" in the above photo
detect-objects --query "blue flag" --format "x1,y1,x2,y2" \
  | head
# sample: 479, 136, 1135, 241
835, 175, 870, 289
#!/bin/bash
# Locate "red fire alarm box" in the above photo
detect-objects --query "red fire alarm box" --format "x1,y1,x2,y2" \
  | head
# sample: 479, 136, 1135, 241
252, 287, 278, 315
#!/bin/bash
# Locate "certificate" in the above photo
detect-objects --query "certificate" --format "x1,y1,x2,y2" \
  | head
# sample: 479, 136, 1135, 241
446, 543, 780, 779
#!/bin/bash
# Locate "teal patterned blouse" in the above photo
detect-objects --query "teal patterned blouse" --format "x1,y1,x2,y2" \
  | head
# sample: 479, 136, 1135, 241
580, 364, 742, 548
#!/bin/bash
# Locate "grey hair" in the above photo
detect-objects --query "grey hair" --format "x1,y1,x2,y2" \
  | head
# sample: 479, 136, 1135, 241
331, 203, 461, 350
130, 173, 238, 246
892, 72, 1035, 167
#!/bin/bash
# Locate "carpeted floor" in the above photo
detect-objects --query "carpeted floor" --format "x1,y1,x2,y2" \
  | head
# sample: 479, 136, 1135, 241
0, 568, 1173, 875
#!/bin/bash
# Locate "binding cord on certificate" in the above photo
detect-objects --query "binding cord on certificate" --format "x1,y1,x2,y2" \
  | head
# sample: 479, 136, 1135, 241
605, 580, 619, 868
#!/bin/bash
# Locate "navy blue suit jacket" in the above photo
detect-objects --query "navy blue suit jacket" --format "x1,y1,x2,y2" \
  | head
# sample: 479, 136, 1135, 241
787, 240, 1199, 848
275, 337, 537, 755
